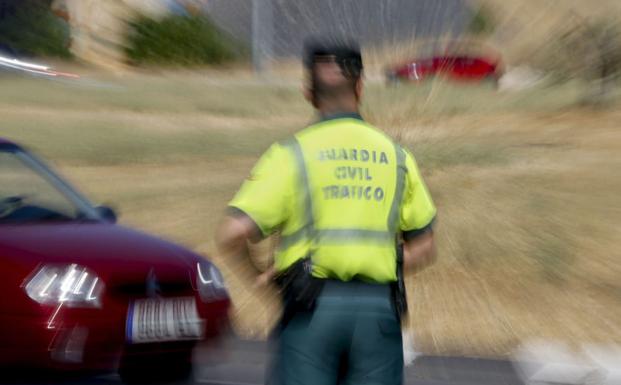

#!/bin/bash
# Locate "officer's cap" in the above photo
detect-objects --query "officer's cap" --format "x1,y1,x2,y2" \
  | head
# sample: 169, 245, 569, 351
303, 37, 363, 79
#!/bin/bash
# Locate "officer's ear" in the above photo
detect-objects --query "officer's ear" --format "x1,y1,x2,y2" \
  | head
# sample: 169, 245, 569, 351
355, 77, 364, 102
302, 85, 319, 109
303, 85, 312, 104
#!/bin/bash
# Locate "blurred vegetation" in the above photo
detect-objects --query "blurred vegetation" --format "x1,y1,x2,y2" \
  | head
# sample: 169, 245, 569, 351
125, 14, 246, 66
537, 17, 621, 102
563, 18, 621, 103
467, 5, 496, 37
472, 0, 621, 103
0, 0, 71, 58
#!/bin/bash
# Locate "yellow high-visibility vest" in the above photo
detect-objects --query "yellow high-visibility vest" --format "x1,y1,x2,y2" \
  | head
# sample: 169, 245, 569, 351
229, 113, 435, 283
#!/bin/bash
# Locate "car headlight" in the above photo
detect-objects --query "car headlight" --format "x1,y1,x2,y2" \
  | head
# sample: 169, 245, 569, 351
24, 264, 104, 308
196, 262, 228, 302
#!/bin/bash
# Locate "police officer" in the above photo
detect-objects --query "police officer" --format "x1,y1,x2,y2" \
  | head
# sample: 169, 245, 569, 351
217, 38, 436, 385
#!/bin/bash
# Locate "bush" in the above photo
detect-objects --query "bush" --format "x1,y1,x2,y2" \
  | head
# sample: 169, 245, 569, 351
125, 14, 244, 66
467, 5, 496, 37
540, 17, 621, 102
0, 0, 71, 58
568, 19, 621, 81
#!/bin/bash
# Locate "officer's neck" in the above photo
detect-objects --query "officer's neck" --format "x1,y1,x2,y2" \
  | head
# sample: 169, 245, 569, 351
317, 101, 360, 119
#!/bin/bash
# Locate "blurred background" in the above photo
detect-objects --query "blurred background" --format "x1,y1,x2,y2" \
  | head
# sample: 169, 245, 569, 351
1, 0, 620, 363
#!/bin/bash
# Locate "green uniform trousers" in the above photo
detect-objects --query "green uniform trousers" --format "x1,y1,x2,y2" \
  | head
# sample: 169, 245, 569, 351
271, 280, 404, 385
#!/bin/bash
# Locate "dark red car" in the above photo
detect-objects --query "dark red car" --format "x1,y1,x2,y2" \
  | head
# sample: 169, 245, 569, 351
0, 138, 231, 383
386, 55, 503, 85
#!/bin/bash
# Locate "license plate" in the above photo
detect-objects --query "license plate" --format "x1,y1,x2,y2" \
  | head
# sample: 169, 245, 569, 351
126, 297, 205, 344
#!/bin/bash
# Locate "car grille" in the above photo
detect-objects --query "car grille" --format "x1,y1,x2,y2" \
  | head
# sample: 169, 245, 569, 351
108, 280, 194, 299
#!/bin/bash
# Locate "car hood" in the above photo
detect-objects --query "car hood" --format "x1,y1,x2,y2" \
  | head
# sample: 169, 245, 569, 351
0, 223, 202, 286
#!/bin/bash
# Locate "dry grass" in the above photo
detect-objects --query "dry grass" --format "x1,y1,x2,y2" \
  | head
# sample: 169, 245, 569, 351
401, 110, 621, 356
1, 73, 620, 357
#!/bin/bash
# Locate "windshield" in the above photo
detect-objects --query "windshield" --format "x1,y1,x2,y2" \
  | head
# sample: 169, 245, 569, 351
0, 146, 100, 223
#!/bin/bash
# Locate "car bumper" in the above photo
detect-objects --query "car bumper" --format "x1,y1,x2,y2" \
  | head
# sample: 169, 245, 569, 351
0, 312, 123, 371
0, 297, 231, 372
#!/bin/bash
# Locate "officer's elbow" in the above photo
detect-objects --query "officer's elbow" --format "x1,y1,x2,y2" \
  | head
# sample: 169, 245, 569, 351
216, 216, 253, 257
403, 231, 436, 272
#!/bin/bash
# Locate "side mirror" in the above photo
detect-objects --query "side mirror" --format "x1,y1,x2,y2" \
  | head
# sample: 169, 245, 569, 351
95, 205, 118, 224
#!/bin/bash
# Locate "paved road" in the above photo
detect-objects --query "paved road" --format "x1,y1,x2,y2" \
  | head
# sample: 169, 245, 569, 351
196, 339, 526, 385
0, 339, 527, 385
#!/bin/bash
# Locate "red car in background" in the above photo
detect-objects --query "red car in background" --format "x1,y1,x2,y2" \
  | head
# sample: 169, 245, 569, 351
386, 54, 503, 85
0, 138, 231, 383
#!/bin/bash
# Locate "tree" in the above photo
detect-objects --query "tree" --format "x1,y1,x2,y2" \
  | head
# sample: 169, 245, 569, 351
0, 0, 71, 58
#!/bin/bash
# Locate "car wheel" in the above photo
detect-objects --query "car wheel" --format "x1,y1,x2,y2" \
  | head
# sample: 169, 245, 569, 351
119, 349, 193, 384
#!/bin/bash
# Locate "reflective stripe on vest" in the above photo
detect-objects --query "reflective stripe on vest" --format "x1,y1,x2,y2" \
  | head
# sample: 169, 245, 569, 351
388, 142, 407, 233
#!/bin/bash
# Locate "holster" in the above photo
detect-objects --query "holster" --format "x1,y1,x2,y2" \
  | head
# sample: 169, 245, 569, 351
275, 257, 325, 328
391, 243, 409, 321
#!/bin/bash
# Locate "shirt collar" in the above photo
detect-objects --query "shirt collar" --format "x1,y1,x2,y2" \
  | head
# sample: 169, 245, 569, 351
319, 112, 365, 123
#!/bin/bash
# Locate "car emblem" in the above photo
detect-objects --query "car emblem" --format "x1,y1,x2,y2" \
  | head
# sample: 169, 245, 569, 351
146, 268, 162, 298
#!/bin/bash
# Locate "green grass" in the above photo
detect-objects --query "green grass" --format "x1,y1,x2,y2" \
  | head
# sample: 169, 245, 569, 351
2, 117, 289, 165
0, 77, 308, 116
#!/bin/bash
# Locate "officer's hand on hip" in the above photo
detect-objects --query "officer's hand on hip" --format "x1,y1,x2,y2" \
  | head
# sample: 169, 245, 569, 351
403, 231, 436, 272
254, 266, 277, 288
